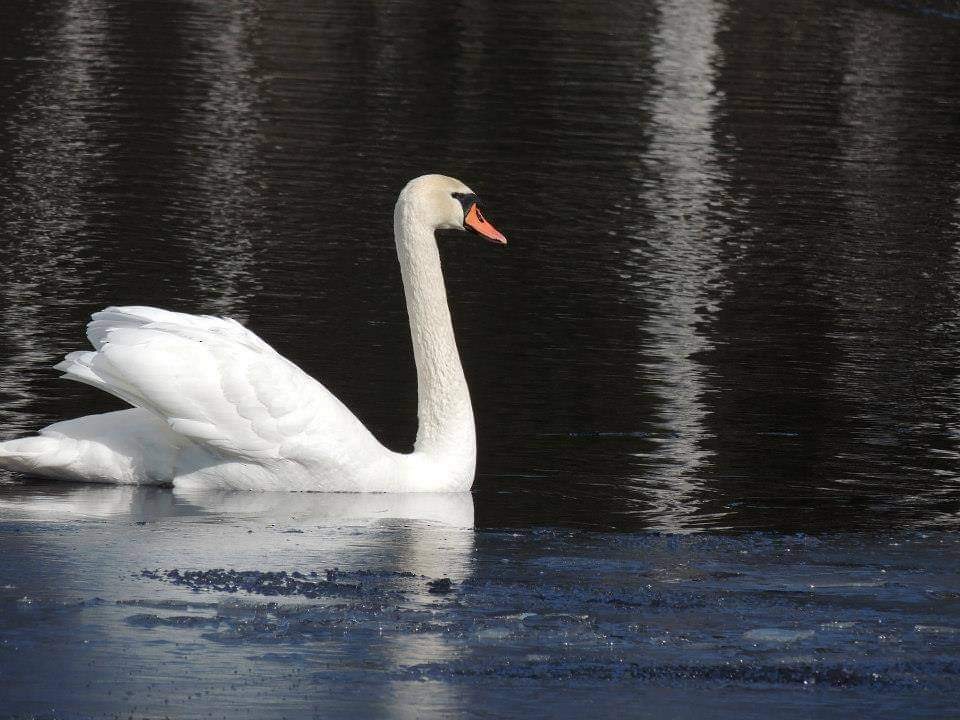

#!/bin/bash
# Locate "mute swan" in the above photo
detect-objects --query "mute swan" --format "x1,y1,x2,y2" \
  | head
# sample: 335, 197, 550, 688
0, 175, 506, 491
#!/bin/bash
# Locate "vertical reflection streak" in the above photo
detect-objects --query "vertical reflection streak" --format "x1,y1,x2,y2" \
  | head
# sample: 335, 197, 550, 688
833, 7, 960, 523
952, 188, 960, 488
629, 0, 729, 531
833, 9, 906, 479
184, 0, 263, 321
0, 0, 107, 440
946, 184, 960, 476
382, 516, 474, 720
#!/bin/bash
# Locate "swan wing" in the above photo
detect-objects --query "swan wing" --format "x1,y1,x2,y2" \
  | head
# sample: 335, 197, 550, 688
54, 306, 384, 464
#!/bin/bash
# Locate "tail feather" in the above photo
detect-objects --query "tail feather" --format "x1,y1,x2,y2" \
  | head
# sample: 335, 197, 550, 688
0, 435, 85, 481
1, 305, 289, 486
0, 409, 181, 485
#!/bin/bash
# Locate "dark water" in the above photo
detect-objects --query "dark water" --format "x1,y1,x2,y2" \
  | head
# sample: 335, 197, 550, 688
2, 1, 960, 717
1, 0, 960, 532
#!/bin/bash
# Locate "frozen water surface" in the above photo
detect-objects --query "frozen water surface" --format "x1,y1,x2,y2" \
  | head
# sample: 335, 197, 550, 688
1, 483, 958, 719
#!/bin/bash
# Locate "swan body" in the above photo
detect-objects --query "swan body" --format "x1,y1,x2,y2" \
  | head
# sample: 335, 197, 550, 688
0, 175, 506, 492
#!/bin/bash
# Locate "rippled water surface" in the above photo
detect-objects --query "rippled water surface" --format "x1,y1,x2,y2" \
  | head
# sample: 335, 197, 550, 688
1, 0, 960, 716
1, 0, 960, 531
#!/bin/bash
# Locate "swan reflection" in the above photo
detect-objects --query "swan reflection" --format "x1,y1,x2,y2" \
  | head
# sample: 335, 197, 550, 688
0, 482, 475, 718
0, 483, 476, 586
177, 488, 475, 529
0, 483, 474, 529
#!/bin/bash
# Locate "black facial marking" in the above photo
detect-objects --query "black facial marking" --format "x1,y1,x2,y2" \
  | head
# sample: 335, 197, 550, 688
451, 192, 479, 214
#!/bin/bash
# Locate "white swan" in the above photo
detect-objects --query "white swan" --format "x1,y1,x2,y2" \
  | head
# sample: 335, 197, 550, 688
0, 175, 506, 492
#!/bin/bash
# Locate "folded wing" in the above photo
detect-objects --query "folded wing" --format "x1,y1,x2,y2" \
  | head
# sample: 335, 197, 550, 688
55, 306, 384, 464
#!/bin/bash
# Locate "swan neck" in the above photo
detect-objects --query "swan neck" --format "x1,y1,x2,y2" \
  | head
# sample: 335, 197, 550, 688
394, 204, 475, 463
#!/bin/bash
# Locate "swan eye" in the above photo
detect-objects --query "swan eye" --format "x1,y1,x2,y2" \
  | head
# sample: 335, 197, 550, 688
451, 192, 480, 215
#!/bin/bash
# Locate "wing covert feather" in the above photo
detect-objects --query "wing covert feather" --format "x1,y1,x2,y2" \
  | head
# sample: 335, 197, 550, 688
55, 306, 381, 463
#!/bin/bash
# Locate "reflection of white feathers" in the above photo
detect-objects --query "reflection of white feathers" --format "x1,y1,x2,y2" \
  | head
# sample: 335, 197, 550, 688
0, 484, 474, 529
0, 484, 475, 595
177, 489, 475, 529
0, 481, 475, 719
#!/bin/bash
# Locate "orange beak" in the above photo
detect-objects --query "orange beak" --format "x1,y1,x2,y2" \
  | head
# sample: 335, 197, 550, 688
464, 203, 507, 245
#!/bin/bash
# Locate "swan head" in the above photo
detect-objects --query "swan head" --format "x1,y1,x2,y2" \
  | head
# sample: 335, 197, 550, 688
397, 174, 507, 245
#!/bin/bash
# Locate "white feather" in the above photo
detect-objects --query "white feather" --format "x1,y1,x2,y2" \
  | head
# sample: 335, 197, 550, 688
0, 175, 489, 492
